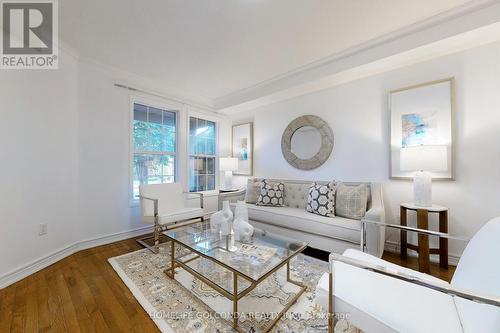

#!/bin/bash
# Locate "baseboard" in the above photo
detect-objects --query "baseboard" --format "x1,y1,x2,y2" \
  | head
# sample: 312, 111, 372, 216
1, 229, 460, 289
384, 240, 460, 266
76, 226, 153, 251
0, 225, 153, 289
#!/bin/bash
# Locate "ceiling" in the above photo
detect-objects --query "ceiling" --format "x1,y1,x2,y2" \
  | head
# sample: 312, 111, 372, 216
60, 0, 475, 105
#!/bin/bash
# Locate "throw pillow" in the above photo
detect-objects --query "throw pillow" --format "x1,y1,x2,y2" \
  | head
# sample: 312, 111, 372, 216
306, 182, 336, 217
244, 179, 263, 204
256, 181, 285, 206
335, 183, 368, 220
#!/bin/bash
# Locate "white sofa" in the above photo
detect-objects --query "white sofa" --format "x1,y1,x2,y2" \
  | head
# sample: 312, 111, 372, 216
220, 178, 385, 257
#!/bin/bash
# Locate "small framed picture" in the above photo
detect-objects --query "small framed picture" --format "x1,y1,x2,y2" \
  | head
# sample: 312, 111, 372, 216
232, 123, 253, 176
390, 78, 455, 179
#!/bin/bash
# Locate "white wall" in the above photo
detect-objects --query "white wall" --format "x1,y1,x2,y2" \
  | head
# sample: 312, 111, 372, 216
77, 61, 230, 241
0, 48, 79, 277
230, 41, 500, 260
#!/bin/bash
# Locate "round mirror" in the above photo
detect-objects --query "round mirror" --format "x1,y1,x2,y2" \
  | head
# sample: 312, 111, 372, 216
290, 126, 322, 159
281, 115, 334, 170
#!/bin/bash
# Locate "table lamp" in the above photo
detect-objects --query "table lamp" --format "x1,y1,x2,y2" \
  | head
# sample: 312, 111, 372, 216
220, 157, 238, 191
400, 145, 448, 207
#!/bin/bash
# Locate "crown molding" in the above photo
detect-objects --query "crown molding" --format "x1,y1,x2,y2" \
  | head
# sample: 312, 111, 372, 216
77, 55, 215, 111
215, 0, 500, 113
56, 39, 216, 112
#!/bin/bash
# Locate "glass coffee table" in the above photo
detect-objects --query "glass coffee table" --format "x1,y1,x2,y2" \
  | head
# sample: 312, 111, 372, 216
163, 222, 307, 333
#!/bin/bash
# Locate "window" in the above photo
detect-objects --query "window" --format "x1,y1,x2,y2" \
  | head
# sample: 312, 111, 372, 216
132, 102, 177, 199
189, 116, 216, 192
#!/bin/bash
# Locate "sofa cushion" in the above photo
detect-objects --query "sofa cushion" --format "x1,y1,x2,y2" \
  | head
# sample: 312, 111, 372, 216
306, 182, 336, 217
336, 183, 368, 220
241, 204, 361, 244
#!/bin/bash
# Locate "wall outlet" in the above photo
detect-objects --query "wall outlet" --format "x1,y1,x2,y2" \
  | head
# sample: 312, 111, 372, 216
39, 223, 47, 236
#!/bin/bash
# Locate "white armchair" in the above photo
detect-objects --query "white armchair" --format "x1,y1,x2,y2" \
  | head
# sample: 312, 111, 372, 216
137, 182, 204, 252
316, 217, 500, 333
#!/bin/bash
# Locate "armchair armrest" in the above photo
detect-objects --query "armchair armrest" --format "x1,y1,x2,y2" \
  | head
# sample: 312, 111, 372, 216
363, 206, 385, 223
218, 189, 246, 209
138, 195, 159, 217
183, 192, 204, 209
220, 189, 245, 200
360, 183, 386, 257
363, 220, 468, 241
329, 252, 500, 307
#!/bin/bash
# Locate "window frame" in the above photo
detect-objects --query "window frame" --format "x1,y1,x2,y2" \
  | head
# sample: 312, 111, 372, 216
129, 96, 181, 205
187, 111, 219, 194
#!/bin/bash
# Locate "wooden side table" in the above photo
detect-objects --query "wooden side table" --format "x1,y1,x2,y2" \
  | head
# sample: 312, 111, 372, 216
400, 202, 449, 273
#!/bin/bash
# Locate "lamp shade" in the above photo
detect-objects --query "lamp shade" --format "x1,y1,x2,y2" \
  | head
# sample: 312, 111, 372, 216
219, 157, 238, 171
400, 145, 448, 172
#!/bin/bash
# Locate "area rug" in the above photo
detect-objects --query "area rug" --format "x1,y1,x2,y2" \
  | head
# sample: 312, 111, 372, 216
108, 244, 360, 333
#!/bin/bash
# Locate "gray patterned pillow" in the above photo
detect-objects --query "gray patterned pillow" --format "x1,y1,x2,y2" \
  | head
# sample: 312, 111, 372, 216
306, 182, 336, 217
256, 181, 285, 206
335, 183, 368, 220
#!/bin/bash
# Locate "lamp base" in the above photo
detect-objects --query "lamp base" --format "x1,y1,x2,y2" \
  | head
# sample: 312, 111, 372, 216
221, 170, 233, 191
414, 171, 432, 207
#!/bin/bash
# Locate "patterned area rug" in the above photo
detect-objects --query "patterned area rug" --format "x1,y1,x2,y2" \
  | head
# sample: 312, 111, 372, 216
108, 244, 360, 333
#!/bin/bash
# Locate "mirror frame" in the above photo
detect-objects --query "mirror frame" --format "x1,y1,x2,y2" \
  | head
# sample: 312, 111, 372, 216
281, 115, 334, 170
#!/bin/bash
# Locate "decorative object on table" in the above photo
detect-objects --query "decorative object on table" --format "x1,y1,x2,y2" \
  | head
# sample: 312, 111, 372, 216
400, 202, 449, 273
210, 201, 233, 236
281, 115, 334, 170
389, 78, 455, 180
233, 218, 254, 242
209, 211, 222, 234
232, 122, 253, 176
400, 145, 448, 207
219, 157, 238, 191
256, 181, 285, 207
306, 181, 336, 217
234, 200, 249, 221
390, 78, 454, 179
335, 183, 368, 220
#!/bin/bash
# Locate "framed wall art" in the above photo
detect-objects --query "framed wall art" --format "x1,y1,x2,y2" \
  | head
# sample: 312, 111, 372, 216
232, 122, 253, 176
390, 78, 455, 180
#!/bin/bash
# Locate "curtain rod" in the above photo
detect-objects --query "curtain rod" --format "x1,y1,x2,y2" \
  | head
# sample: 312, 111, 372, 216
113, 83, 215, 112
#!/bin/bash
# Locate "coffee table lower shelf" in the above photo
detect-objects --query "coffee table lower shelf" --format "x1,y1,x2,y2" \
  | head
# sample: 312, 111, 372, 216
164, 238, 307, 333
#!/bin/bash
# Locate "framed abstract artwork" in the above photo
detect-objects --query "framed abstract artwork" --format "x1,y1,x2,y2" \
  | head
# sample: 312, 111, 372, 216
390, 78, 455, 179
232, 123, 253, 176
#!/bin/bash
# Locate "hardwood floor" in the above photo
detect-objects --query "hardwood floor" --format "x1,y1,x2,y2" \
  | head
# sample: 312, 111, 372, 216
0, 237, 456, 332
1, 238, 160, 333
382, 251, 456, 283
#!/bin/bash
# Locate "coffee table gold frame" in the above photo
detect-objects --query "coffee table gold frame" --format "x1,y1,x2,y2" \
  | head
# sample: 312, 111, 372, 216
164, 236, 307, 333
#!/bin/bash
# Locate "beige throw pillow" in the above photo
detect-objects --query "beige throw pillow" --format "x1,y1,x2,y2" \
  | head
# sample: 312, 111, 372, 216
244, 179, 263, 204
335, 183, 368, 220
